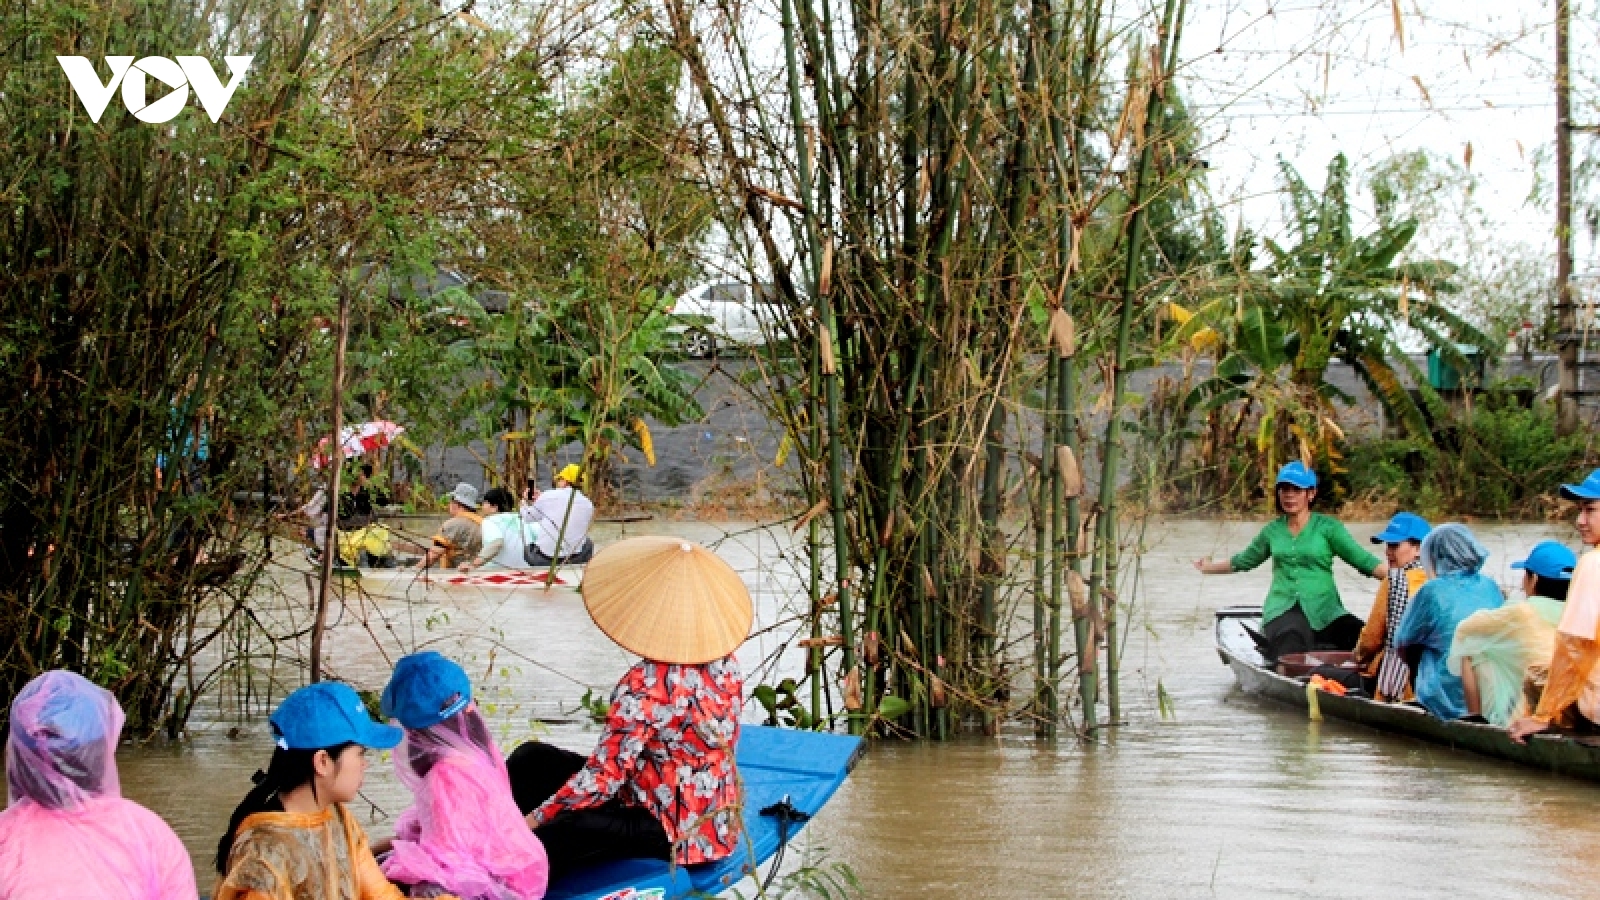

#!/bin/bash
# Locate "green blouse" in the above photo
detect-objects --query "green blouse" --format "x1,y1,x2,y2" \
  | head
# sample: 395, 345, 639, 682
1229, 513, 1381, 630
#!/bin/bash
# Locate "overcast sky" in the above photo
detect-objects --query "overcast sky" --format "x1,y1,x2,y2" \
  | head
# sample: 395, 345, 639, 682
1179, 0, 1593, 270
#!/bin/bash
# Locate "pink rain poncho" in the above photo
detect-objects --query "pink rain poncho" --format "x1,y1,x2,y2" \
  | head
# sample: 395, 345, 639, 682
382, 706, 548, 900
0, 670, 196, 900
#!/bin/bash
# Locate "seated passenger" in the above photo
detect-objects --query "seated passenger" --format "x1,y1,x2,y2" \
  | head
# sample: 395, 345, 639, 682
1512, 470, 1600, 743
418, 484, 483, 570
1354, 512, 1432, 701
0, 671, 196, 900
506, 537, 751, 878
214, 682, 429, 900
380, 653, 548, 899
460, 488, 535, 572
1394, 524, 1505, 720
1449, 541, 1575, 727
523, 466, 595, 566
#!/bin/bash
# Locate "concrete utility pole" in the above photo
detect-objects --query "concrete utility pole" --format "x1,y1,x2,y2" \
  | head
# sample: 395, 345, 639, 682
1555, 0, 1578, 434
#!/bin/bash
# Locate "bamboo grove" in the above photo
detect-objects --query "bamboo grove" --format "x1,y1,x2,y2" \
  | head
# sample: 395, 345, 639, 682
659, 0, 1196, 737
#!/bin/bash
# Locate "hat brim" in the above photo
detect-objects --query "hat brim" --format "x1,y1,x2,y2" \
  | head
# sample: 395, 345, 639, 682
581, 536, 754, 665
359, 721, 403, 750
1275, 478, 1317, 490
1560, 484, 1600, 502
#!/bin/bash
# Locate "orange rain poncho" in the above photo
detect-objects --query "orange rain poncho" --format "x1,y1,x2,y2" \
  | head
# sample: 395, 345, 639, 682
215, 804, 419, 900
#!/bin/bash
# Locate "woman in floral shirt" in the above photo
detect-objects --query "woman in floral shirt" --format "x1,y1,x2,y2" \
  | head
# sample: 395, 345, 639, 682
505, 537, 753, 879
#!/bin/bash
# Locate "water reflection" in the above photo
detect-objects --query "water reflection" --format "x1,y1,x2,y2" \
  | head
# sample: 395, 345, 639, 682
105, 518, 1600, 897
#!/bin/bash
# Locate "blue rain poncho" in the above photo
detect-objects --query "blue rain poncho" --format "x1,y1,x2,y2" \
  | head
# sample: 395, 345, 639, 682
1394, 525, 1505, 720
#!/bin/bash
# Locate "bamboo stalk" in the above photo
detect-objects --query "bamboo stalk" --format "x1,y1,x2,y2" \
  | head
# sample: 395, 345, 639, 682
783, 0, 860, 733
1088, 0, 1186, 726
310, 283, 352, 684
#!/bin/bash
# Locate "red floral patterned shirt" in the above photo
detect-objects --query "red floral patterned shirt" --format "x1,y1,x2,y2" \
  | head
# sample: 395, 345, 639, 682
532, 656, 743, 864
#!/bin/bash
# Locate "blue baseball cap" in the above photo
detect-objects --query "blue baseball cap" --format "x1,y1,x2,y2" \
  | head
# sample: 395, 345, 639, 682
381, 652, 473, 730
1511, 541, 1577, 580
270, 682, 401, 751
1560, 469, 1600, 502
1275, 461, 1318, 489
1371, 511, 1431, 545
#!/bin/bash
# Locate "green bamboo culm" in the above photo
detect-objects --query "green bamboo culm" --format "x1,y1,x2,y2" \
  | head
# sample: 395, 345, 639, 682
1088, 0, 1188, 727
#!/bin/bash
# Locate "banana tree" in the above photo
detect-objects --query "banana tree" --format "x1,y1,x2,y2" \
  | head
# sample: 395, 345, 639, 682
520, 287, 702, 494
1166, 154, 1495, 500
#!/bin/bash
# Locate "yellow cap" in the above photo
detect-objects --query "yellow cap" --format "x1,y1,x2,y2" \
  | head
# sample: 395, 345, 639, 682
557, 464, 582, 485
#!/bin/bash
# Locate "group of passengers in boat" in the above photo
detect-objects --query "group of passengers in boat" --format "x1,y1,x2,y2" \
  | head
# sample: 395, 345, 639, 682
0, 537, 751, 900
300, 464, 597, 573
1199, 462, 1600, 741
419, 465, 597, 573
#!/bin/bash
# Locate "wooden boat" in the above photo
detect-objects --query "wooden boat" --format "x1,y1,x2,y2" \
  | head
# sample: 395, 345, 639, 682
546, 725, 864, 900
1216, 605, 1600, 782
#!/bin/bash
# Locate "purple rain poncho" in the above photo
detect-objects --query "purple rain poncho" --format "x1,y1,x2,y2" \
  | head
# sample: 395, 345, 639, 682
381, 705, 548, 900
0, 670, 196, 900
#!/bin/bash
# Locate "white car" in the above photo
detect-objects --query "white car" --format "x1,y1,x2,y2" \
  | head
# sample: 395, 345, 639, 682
668, 281, 787, 358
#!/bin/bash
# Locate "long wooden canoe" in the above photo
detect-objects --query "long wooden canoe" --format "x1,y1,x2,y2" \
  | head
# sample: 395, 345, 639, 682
1215, 605, 1600, 782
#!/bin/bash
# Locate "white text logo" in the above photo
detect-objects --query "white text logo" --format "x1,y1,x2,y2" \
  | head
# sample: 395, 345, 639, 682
57, 56, 253, 123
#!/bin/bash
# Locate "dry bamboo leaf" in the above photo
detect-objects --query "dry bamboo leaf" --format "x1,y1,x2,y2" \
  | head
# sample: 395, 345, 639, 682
843, 668, 863, 710
819, 591, 838, 608
792, 497, 829, 533
818, 236, 834, 297
1463, 142, 1474, 171
930, 675, 948, 708
1057, 445, 1083, 498
879, 508, 894, 546
1516, 139, 1525, 160
1390, 0, 1406, 54
1049, 308, 1077, 357
749, 184, 804, 210
864, 631, 880, 666
1067, 570, 1089, 617
819, 325, 836, 375
797, 635, 845, 649
1066, 224, 1082, 275
921, 565, 937, 599
1398, 281, 1410, 321
1411, 75, 1432, 108
899, 629, 918, 658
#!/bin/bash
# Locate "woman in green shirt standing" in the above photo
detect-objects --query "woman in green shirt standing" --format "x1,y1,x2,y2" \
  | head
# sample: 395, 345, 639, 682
1195, 462, 1389, 659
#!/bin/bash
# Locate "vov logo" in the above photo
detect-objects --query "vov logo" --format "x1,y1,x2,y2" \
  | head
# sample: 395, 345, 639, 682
57, 56, 253, 123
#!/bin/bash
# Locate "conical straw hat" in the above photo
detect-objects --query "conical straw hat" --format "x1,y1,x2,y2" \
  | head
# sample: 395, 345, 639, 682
581, 536, 754, 665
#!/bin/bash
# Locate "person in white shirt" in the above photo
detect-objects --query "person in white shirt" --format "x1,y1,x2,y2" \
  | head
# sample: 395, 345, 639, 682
460, 487, 537, 571
524, 465, 595, 565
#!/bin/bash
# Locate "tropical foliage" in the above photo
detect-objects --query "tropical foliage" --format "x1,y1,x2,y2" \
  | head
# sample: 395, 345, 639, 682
1167, 154, 1495, 502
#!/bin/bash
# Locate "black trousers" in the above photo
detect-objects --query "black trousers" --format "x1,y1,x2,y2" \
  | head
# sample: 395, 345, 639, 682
525, 536, 595, 568
505, 740, 671, 880
1263, 603, 1365, 659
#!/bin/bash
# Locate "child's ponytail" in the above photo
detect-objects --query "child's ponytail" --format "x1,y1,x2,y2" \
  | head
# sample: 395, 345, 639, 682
215, 744, 347, 873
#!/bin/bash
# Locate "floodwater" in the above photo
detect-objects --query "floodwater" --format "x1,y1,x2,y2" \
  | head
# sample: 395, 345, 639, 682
110, 518, 1600, 899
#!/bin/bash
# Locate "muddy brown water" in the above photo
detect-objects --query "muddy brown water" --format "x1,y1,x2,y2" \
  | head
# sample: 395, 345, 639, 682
101, 519, 1600, 898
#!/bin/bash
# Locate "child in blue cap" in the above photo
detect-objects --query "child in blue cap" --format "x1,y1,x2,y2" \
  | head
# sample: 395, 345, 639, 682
214, 681, 431, 900
378, 652, 548, 899
1450, 540, 1576, 726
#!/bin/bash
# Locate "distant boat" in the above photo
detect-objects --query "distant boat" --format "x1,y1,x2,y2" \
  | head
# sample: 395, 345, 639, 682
1216, 605, 1600, 783
546, 726, 863, 900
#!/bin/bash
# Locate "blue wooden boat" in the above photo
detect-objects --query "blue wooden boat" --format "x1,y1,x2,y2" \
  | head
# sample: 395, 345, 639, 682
545, 725, 864, 900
